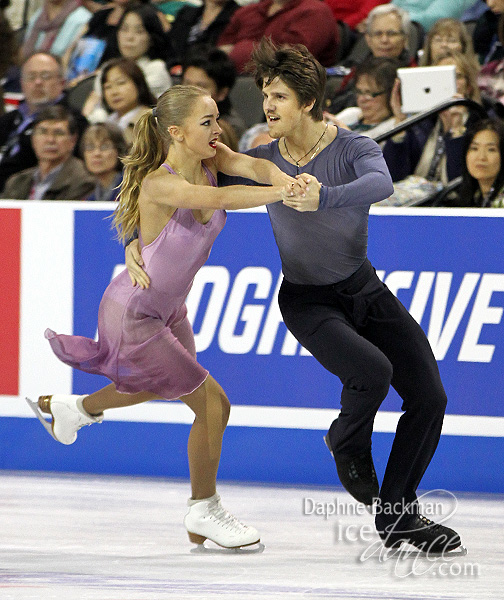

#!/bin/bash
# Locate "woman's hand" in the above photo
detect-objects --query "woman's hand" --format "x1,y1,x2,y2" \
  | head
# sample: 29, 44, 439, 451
270, 170, 297, 188
125, 239, 151, 289
323, 112, 350, 130
390, 78, 407, 123
439, 95, 466, 137
282, 174, 321, 212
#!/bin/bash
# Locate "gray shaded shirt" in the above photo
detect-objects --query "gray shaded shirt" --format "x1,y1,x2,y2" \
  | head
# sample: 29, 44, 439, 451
244, 128, 393, 285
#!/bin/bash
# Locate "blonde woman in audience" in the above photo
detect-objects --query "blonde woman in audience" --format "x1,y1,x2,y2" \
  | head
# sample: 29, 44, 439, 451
419, 18, 478, 67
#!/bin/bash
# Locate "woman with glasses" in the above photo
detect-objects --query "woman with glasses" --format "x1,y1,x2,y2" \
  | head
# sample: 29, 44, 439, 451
81, 123, 128, 201
419, 18, 478, 66
325, 57, 397, 138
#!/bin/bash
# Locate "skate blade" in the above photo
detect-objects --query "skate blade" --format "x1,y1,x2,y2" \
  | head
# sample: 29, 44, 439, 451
190, 542, 265, 555
384, 544, 468, 559
323, 433, 334, 457
25, 397, 58, 441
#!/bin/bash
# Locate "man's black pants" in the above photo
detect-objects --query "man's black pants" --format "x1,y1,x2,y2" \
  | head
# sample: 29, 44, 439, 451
278, 259, 447, 526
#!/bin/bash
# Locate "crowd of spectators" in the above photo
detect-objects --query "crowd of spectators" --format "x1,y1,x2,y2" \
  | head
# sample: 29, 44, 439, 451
1, 0, 504, 205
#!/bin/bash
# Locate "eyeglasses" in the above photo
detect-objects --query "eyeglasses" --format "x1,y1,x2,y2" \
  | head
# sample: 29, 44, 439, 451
22, 72, 60, 82
84, 142, 116, 152
355, 88, 387, 98
33, 127, 70, 138
431, 36, 461, 45
367, 30, 404, 39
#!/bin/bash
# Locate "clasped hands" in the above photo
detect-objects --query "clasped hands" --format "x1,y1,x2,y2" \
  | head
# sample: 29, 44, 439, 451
281, 173, 322, 212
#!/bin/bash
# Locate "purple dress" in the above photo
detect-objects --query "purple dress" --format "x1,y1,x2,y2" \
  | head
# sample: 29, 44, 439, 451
46, 163, 226, 400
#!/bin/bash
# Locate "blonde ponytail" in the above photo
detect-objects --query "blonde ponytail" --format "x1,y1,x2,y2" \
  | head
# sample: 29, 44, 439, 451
113, 85, 210, 243
113, 111, 165, 242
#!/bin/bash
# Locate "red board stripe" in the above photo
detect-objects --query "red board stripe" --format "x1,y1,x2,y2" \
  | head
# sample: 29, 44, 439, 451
0, 208, 21, 395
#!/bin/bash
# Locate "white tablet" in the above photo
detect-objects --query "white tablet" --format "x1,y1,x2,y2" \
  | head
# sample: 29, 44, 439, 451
398, 65, 457, 113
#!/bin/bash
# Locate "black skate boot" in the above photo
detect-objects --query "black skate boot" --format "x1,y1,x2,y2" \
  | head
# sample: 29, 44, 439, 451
324, 433, 379, 506
379, 514, 463, 555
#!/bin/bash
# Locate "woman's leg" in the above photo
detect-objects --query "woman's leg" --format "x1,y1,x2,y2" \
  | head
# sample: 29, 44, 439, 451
82, 384, 159, 415
179, 375, 230, 500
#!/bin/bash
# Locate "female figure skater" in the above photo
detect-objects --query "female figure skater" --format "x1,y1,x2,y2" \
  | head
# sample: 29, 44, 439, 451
28, 84, 313, 550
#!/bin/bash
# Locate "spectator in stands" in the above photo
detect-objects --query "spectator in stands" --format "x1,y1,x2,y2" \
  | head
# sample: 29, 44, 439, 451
170, 0, 238, 67
182, 46, 244, 150
0, 105, 94, 200
217, 0, 339, 74
81, 122, 127, 201
83, 4, 172, 122
328, 4, 413, 114
325, 57, 398, 138
391, 0, 476, 33
22, 0, 91, 60
383, 51, 482, 185
419, 18, 478, 67
106, 2, 172, 96
0, 0, 18, 116
0, 52, 88, 193
364, 4, 413, 63
478, 5, 504, 106
324, 0, 387, 32
100, 58, 156, 146
455, 118, 504, 207
472, 2, 502, 65
69, 0, 158, 69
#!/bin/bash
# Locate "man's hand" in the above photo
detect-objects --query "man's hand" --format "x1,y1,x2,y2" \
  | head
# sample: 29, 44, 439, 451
125, 239, 150, 289
282, 174, 321, 212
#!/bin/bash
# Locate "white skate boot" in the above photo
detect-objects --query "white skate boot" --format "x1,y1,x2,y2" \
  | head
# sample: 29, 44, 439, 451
184, 494, 262, 552
26, 395, 103, 445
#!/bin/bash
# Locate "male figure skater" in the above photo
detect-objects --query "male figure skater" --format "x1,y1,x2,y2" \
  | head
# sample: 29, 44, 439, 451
127, 39, 464, 555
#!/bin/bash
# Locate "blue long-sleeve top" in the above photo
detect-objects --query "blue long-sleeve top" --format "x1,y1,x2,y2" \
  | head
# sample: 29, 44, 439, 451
221, 127, 393, 285
382, 117, 465, 183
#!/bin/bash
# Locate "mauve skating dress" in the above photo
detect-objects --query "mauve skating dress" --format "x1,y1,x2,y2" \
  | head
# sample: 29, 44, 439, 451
45, 163, 226, 400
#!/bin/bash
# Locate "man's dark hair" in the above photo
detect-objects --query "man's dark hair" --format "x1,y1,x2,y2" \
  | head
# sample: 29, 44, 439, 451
250, 37, 327, 121
33, 105, 77, 135
183, 45, 237, 92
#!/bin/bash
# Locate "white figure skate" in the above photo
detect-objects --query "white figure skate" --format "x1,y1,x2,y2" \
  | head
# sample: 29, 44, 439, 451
184, 493, 264, 553
26, 395, 103, 445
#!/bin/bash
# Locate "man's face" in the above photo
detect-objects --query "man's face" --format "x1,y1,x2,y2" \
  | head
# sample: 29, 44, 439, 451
262, 77, 307, 139
21, 54, 65, 110
365, 13, 406, 59
31, 120, 76, 166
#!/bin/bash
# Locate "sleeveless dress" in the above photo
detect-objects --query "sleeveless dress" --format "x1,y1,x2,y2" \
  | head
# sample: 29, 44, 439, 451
45, 163, 226, 400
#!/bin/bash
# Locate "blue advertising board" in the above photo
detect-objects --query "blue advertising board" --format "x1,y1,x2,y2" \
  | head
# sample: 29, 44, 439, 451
65, 209, 504, 493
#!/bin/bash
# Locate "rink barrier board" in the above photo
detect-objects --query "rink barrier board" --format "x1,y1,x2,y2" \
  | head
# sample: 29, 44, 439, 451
0, 202, 503, 493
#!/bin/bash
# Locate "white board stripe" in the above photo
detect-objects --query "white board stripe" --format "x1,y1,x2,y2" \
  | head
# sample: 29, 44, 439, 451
2, 396, 503, 438
19, 205, 74, 399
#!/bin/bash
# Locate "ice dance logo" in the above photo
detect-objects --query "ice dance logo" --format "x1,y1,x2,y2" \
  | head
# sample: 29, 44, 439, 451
303, 496, 445, 521
301, 489, 481, 579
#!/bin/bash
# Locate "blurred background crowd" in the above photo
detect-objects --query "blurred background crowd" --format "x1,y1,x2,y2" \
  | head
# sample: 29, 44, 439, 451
1, 0, 504, 207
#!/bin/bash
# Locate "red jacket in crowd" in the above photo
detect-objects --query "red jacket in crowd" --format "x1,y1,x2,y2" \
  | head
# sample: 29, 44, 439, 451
218, 0, 339, 73
323, 0, 388, 30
